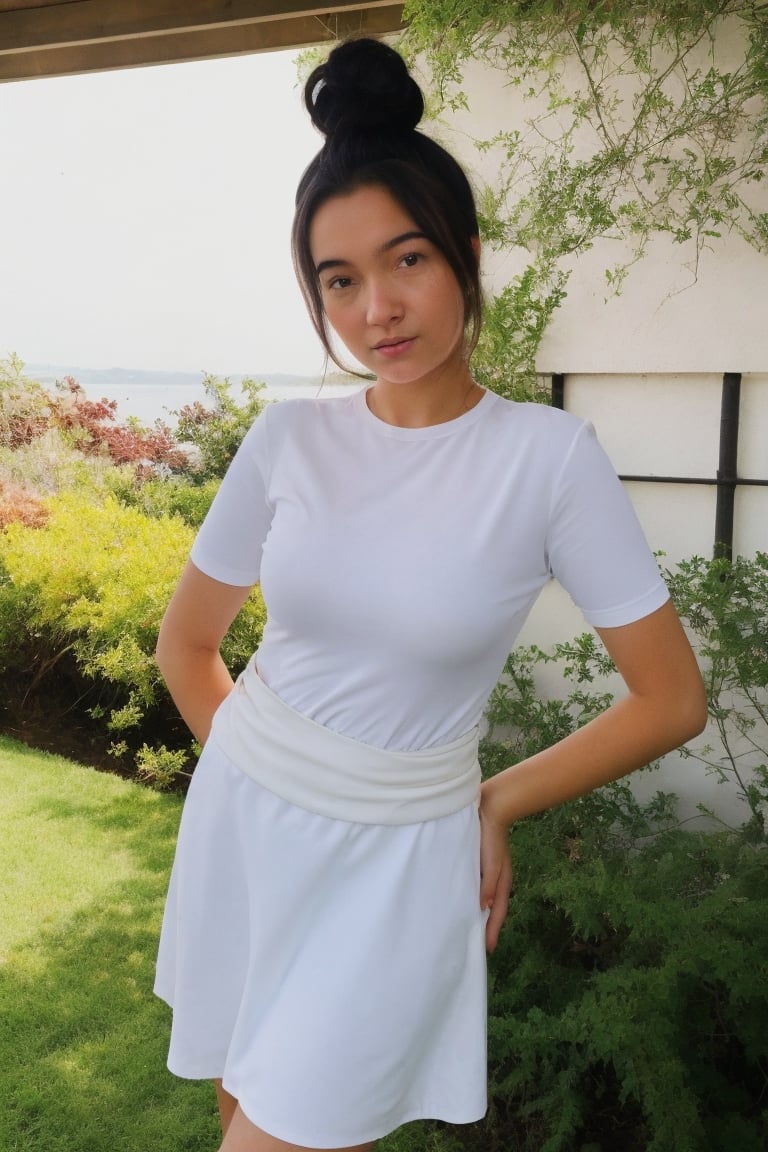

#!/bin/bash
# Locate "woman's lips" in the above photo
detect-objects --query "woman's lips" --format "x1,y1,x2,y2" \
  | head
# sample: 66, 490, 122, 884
373, 338, 415, 358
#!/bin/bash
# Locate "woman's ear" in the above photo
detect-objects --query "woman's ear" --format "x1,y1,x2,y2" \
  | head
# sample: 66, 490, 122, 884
471, 235, 481, 262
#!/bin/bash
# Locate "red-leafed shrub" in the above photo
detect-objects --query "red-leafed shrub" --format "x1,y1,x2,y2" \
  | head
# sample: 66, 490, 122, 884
50, 378, 189, 472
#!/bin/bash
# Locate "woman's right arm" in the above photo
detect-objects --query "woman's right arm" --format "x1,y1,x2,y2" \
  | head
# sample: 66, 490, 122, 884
155, 559, 254, 746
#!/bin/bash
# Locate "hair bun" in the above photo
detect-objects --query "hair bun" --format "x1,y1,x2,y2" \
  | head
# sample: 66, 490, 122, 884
304, 38, 424, 138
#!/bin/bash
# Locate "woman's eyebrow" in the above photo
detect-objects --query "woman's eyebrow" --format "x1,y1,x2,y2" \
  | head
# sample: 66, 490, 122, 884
315, 231, 428, 276
379, 230, 428, 253
315, 257, 348, 276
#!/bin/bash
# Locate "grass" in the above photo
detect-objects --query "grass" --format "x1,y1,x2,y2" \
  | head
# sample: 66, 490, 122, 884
0, 736, 454, 1152
0, 736, 219, 1151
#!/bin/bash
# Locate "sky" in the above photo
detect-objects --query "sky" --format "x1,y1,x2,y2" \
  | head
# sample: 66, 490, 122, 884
0, 49, 329, 376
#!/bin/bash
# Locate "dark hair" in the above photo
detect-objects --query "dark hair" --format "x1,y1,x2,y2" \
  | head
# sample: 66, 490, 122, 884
291, 38, 482, 371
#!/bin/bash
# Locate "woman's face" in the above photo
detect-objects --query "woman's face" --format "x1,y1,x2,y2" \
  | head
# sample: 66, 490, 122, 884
309, 184, 468, 387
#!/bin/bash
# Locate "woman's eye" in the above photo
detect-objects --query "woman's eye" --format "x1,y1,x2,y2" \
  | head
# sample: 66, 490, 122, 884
401, 252, 421, 268
327, 276, 353, 290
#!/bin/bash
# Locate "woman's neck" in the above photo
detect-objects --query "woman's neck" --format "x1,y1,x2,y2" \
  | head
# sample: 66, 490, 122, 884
366, 370, 483, 429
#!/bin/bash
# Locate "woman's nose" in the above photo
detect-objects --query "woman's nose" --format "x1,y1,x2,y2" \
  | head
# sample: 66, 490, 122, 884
365, 278, 403, 326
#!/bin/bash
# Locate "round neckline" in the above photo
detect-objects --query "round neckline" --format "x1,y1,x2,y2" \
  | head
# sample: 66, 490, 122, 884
356, 385, 494, 440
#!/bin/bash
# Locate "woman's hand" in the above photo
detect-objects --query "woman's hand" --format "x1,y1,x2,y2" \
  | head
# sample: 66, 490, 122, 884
479, 786, 513, 953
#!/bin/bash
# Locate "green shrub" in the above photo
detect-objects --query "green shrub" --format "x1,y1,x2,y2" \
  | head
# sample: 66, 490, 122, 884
479, 811, 768, 1152
0, 491, 266, 782
108, 471, 220, 528
171, 372, 268, 481
472, 269, 566, 402
135, 742, 191, 790
664, 552, 768, 838
0, 353, 52, 448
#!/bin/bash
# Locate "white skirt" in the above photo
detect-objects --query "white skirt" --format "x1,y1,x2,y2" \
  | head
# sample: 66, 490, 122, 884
154, 685, 488, 1149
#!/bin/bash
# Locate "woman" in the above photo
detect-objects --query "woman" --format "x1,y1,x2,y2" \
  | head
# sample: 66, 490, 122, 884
154, 37, 706, 1152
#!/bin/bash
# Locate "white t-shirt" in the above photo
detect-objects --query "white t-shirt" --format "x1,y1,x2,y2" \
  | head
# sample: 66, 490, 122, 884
191, 387, 669, 752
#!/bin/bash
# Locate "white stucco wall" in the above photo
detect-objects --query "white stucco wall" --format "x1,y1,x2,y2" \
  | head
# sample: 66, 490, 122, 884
428, 16, 768, 374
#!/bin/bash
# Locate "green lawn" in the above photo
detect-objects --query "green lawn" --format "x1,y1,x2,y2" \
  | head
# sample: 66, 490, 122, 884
0, 737, 220, 1151
0, 737, 441, 1152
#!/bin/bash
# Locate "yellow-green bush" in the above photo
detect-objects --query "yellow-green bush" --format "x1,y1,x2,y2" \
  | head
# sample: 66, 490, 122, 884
0, 491, 266, 784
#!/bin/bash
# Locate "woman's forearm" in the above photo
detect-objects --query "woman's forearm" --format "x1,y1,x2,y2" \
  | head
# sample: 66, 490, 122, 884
155, 560, 254, 745
481, 685, 706, 829
481, 603, 707, 830
156, 642, 235, 746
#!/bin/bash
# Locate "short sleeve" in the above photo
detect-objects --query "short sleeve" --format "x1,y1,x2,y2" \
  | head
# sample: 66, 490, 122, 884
189, 410, 273, 586
546, 421, 669, 628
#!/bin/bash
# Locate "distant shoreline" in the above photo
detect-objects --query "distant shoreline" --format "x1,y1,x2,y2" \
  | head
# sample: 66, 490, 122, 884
25, 363, 361, 391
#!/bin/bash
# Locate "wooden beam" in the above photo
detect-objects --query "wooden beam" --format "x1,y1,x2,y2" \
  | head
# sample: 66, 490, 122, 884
0, 1, 76, 11
0, 0, 401, 50
0, 1, 405, 81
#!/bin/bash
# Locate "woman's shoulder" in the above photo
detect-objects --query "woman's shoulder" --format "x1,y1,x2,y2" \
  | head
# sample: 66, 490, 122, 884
263, 390, 361, 428
233, 392, 366, 475
245, 391, 360, 447
482, 392, 588, 445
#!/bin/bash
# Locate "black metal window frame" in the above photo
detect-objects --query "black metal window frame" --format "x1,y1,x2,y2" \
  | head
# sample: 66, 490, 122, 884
551, 372, 768, 561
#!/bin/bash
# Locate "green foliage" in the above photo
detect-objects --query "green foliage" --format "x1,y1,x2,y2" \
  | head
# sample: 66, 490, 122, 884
135, 743, 190, 790
404, 0, 768, 379
479, 815, 768, 1152
0, 491, 266, 784
295, 43, 329, 84
172, 372, 268, 482
108, 471, 220, 528
0, 492, 190, 743
0, 352, 52, 448
471, 266, 567, 399
1, 492, 188, 654
664, 551, 768, 838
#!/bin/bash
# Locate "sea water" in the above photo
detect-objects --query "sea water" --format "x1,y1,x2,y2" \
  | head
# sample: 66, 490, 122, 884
84, 377, 364, 426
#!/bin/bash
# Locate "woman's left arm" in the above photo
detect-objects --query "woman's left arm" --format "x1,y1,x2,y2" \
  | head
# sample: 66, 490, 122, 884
479, 599, 708, 951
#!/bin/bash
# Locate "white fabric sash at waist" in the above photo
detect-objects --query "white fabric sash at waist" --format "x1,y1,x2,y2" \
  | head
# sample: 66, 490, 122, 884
209, 660, 481, 825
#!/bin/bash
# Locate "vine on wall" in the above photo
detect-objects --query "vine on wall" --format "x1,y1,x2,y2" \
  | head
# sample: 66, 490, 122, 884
403, 0, 768, 388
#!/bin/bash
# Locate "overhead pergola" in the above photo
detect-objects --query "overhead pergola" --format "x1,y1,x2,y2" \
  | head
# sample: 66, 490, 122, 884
0, 0, 405, 83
